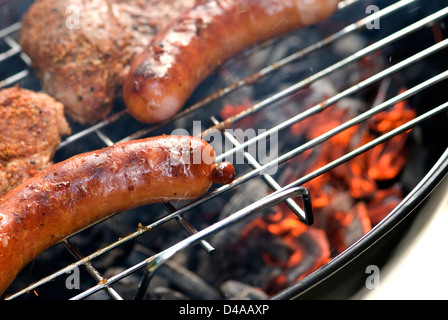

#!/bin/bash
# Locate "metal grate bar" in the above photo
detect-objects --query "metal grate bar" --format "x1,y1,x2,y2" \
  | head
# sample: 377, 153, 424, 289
57, 110, 127, 150
211, 116, 311, 224
164, 202, 216, 254
282, 99, 448, 192
0, 69, 29, 88
209, 5, 448, 157
68, 186, 312, 300
0, 22, 21, 39
0, 37, 22, 61
5, 221, 150, 299
215, 35, 448, 164
62, 240, 124, 300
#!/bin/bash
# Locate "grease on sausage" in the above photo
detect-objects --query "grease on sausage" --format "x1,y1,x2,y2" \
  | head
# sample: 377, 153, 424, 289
123, 0, 340, 123
0, 135, 235, 296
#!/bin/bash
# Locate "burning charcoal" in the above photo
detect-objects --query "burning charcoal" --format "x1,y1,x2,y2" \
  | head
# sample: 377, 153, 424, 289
212, 179, 269, 247
326, 202, 371, 254
262, 237, 296, 266
208, 207, 331, 296
264, 227, 330, 294
220, 280, 268, 300
135, 244, 221, 299
219, 97, 258, 130
332, 33, 367, 57
195, 212, 287, 293
157, 260, 222, 300
152, 287, 189, 300
284, 228, 330, 281
306, 79, 338, 103
366, 184, 403, 226
330, 34, 385, 89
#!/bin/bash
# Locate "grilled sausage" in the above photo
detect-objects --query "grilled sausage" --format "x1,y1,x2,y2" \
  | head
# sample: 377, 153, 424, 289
123, 0, 340, 123
0, 135, 235, 296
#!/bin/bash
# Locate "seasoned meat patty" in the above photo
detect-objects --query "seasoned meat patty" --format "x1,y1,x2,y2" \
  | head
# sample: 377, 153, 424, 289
20, 0, 196, 125
0, 87, 71, 196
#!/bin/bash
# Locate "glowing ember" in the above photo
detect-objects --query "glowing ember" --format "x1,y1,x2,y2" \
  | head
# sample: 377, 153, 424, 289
232, 88, 416, 293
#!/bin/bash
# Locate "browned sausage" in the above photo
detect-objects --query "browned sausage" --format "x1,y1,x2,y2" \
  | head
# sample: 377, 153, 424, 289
0, 135, 235, 296
123, 0, 340, 123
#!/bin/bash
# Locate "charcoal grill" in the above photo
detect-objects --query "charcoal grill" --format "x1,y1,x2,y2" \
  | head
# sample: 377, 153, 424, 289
1, 0, 448, 300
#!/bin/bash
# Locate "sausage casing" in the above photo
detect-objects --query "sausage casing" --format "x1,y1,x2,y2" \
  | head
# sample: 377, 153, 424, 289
0, 135, 235, 296
123, 0, 340, 123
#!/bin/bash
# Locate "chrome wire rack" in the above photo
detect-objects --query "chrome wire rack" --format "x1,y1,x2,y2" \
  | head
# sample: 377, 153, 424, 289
1, 0, 448, 300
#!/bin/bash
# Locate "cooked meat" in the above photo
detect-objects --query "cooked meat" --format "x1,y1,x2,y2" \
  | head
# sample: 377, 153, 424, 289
0, 87, 71, 196
20, 0, 197, 125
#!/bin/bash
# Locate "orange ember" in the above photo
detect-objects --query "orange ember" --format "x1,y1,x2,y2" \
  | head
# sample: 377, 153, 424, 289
219, 98, 256, 129
237, 89, 416, 294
